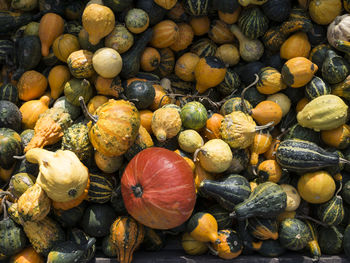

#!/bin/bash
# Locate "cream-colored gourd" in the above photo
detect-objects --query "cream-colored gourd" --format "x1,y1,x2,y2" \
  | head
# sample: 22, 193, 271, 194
92, 48, 122, 78
327, 14, 350, 47
267, 93, 291, 117
151, 108, 182, 142
281, 184, 301, 212
178, 129, 204, 153
25, 148, 89, 202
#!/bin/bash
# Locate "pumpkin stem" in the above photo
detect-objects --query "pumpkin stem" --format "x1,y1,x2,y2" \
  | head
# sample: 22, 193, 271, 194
296, 214, 328, 227
255, 121, 275, 131
241, 74, 259, 114
207, 244, 218, 256
335, 181, 343, 197
131, 184, 143, 198
79, 96, 98, 124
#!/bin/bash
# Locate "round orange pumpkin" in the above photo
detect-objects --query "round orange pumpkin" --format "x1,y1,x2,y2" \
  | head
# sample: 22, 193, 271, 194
170, 23, 194, 52
140, 47, 161, 72
175, 52, 200, 82
150, 20, 180, 48
17, 70, 48, 101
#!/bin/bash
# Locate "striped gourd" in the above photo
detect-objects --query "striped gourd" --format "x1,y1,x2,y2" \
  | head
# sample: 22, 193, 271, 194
190, 38, 217, 57
238, 6, 269, 40
317, 194, 344, 226
0, 128, 22, 170
217, 68, 241, 96
199, 175, 251, 211
233, 182, 287, 220
247, 217, 278, 240
309, 44, 332, 70
0, 83, 18, 104
87, 173, 114, 203
206, 205, 233, 230
276, 139, 350, 172
0, 40, 14, 64
304, 220, 322, 261
220, 97, 252, 116
322, 50, 350, 85
67, 50, 95, 79
153, 48, 175, 77
180, 101, 208, 130
279, 218, 312, 251
0, 216, 27, 256
183, 0, 209, 16
305, 76, 331, 100
284, 124, 320, 145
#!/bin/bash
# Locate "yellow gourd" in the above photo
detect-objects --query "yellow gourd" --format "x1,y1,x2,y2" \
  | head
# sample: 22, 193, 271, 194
151, 108, 182, 142
250, 131, 272, 166
280, 32, 311, 59
48, 65, 70, 99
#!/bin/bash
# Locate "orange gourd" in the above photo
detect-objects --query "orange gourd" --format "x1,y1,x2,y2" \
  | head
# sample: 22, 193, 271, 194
175, 52, 200, 82
263, 137, 280, 160
154, 0, 177, 9
215, 44, 240, 67
280, 32, 311, 60
250, 101, 283, 126
87, 95, 109, 114
150, 20, 179, 48
52, 34, 80, 62
10, 247, 44, 263
218, 7, 241, 24
17, 70, 48, 101
140, 47, 161, 72
48, 65, 70, 99
38, 13, 65, 57
208, 20, 235, 44
321, 124, 350, 149
149, 84, 171, 110
194, 163, 215, 192
94, 75, 123, 98
190, 16, 210, 36
296, 97, 309, 112
204, 113, 224, 140
170, 23, 194, 52
94, 151, 124, 173
257, 159, 282, 183
194, 56, 227, 93
19, 95, 50, 129
212, 230, 243, 260
250, 131, 272, 166
187, 212, 220, 243
139, 110, 153, 134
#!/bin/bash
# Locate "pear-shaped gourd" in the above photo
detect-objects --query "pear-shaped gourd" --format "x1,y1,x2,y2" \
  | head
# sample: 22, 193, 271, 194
24, 148, 89, 203
82, 4, 115, 45
152, 107, 182, 142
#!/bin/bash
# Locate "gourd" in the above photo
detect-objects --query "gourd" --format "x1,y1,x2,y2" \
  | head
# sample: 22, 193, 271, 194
180, 101, 208, 130
170, 23, 194, 51
0, 11, 39, 34
92, 48, 122, 78
309, 0, 342, 25
78, 28, 104, 52
121, 147, 196, 229
53, 97, 81, 120
319, 226, 344, 255
322, 50, 350, 85
206, 205, 234, 230
187, 212, 219, 243
280, 32, 311, 60
238, 0, 267, 6
191, 38, 217, 57
204, 113, 224, 140
194, 162, 215, 192
125, 80, 155, 110
0, 83, 18, 104
17, 70, 47, 101
321, 124, 350, 149
38, 13, 64, 56
250, 131, 272, 166
66, 229, 95, 263
183, 0, 210, 16
8, 172, 35, 198
125, 125, 154, 161
141, 47, 161, 72
125, 8, 149, 34
247, 217, 278, 240
65, 78, 92, 106
136, 0, 167, 25
24, 148, 89, 203
212, 229, 243, 259
110, 216, 145, 263
105, 24, 134, 54
276, 139, 350, 172
317, 193, 344, 226
17, 183, 51, 222
232, 182, 287, 219
181, 232, 208, 255
178, 130, 203, 153
238, 6, 268, 40
194, 56, 226, 94
250, 100, 283, 126
257, 67, 286, 95
190, 16, 210, 36
82, 4, 115, 45
10, 247, 44, 263
67, 50, 95, 79
0, 100, 21, 132
215, 44, 240, 67
48, 65, 70, 100
175, 52, 200, 81
19, 95, 50, 130
95, 151, 123, 173
94, 75, 123, 99
309, 44, 332, 69
151, 107, 181, 142
24, 107, 72, 152
150, 20, 179, 48
102, 235, 117, 257
298, 171, 336, 204
266, 93, 291, 117
88, 96, 109, 115
297, 95, 348, 131
254, 240, 286, 257
198, 175, 251, 210
230, 25, 264, 62
279, 218, 312, 251
281, 184, 301, 212
52, 34, 80, 63
154, 0, 177, 9
327, 14, 350, 47
257, 160, 282, 183
220, 97, 252, 115
208, 20, 234, 44
0, 128, 22, 172
87, 173, 114, 203
305, 76, 331, 100
261, 0, 291, 22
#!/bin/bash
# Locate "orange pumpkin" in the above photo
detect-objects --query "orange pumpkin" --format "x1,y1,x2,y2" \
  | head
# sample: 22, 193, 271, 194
154, 0, 177, 9
140, 47, 161, 72
139, 110, 153, 134
190, 16, 210, 36
150, 20, 180, 48
208, 20, 234, 44
204, 113, 224, 140
175, 52, 200, 82
170, 23, 194, 52
218, 7, 241, 24
18, 70, 48, 101
280, 32, 311, 60
10, 247, 44, 263
250, 101, 283, 126
250, 131, 272, 166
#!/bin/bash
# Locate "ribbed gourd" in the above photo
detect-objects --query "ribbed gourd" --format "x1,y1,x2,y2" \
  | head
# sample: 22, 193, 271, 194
317, 193, 344, 226
238, 6, 269, 40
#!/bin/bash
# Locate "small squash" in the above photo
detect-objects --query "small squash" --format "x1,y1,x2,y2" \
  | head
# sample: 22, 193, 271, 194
247, 217, 278, 240
305, 76, 331, 101
317, 194, 344, 226
250, 100, 283, 126
141, 47, 161, 72
212, 229, 243, 259
180, 101, 208, 130
181, 232, 208, 255
208, 20, 235, 44
321, 124, 350, 149
250, 131, 272, 166
125, 8, 149, 34
191, 38, 217, 57
257, 67, 286, 95
94, 75, 123, 98
187, 212, 219, 243
19, 95, 50, 129
215, 44, 240, 67
153, 48, 176, 77
238, 6, 269, 40
279, 218, 312, 251
139, 110, 153, 134
280, 184, 301, 212
17, 70, 47, 101
92, 48, 122, 78
67, 50, 95, 79
280, 32, 311, 60
204, 113, 224, 140
10, 247, 44, 263
48, 65, 70, 99
327, 14, 350, 47
87, 95, 109, 115
309, 0, 342, 25
257, 160, 282, 183
178, 129, 203, 153
149, 83, 171, 110
154, 0, 177, 9
175, 52, 200, 82
189, 16, 210, 36
151, 107, 182, 142
38, 13, 64, 56
52, 34, 80, 62
218, 7, 241, 25
170, 23, 194, 52
150, 20, 179, 48
322, 50, 350, 85
105, 24, 134, 54
94, 151, 124, 173
82, 4, 115, 45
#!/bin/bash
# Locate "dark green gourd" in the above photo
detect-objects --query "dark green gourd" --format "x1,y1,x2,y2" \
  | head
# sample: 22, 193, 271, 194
0, 40, 14, 65
233, 182, 287, 220
125, 80, 156, 110
190, 38, 217, 58
317, 193, 344, 226
343, 224, 350, 259
0, 11, 40, 33
305, 76, 331, 100
237, 220, 258, 255
255, 240, 286, 257
238, 6, 269, 40
39, 0, 65, 14
262, 0, 291, 22
142, 227, 166, 251
206, 205, 233, 230
67, 228, 96, 262
284, 124, 320, 145
0, 83, 19, 105
247, 217, 278, 240
136, 0, 167, 25
0, 215, 27, 256
120, 28, 153, 79
276, 139, 350, 172
319, 225, 344, 255
199, 175, 251, 211
53, 202, 86, 228
104, 0, 133, 12
217, 68, 241, 96
279, 109, 297, 133
0, 128, 22, 170
322, 50, 350, 85
87, 173, 114, 204
279, 218, 312, 251
12, 35, 42, 81
0, 100, 22, 132
217, 0, 239, 13
183, 0, 210, 16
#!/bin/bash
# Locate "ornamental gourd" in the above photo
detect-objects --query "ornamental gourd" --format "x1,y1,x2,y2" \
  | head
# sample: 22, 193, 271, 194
52, 34, 80, 63
19, 95, 50, 130
121, 147, 196, 229
309, 0, 342, 25
105, 24, 134, 54
150, 20, 179, 48
17, 70, 47, 101
175, 52, 200, 81
38, 13, 64, 56
151, 107, 182, 142
48, 65, 70, 100
187, 212, 219, 243
212, 229, 243, 259
92, 48, 122, 78
257, 67, 286, 95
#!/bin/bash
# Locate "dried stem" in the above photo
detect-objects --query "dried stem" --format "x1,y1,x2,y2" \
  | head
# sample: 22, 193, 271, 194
240, 74, 260, 114
79, 96, 98, 125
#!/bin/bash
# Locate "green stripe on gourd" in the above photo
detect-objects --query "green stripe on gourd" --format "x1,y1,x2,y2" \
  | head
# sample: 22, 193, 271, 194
305, 76, 331, 100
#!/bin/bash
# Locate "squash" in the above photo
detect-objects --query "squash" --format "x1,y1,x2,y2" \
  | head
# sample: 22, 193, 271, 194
152, 48, 175, 77
257, 67, 286, 95
191, 38, 217, 58
0, 100, 21, 132
261, 0, 291, 22
82, 4, 115, 45
154, 0, 177, 9
67, 50, 95, 79
232, 182, 287, 219
194, 56, 227, 93
150, 20, 179, 48
212, 229, 243, 259
0, 83, 18, 104
322, 124, 350, 149
167, 2, 188, 22
208, 20, 234, 44
230, 24, 264, 62
257, 159, 282, 184
220, 97, 252, 115
48, 65, 70, 100
17, 70, 47, 101
105, 24, 134, 54
53, 96, 81, 120
102, 235, 117, 257
322, 50, 350, 85
181, 232, 208, 255
332, 75, 350, 100
87, 173, 114, 203
250, 101, 283, 126
250, 131, 272, 166
319, 225, 345, 255
170, 23, 194, 52
309, 44, 332, 70
38, 13, 64, 56
215, 44, 240, 67
125, 8, 149, 34
0, 128, 22, 172
139, 110, 153, 134
238, 0, 267, 6
279, 218, 312, 251
121, 147, 196, 229
204, 113, 224, 140
94, 75, 123, 98
52, 34, 80, 62
280, 32, 311, 60
64, 78, 93, 107
125, 125, 154, 160
10, 247, 44, 263
194, 162, 214, 192
151, 107, 181, 142
110, 216, 145, 263
281, 184, 301, 212
92, 48, 122, 78
317, 194, 344, 226
175, 52, 200, 82
94, 151, 123, 174
266, 93, 291, 117
183, 0, 209, 16
187, 212, 219, 243
297, 95, 348, 131
125, 80, 155, 110
174, 149, 195, 172
309, 0, 342, 25
327, 15, 350, 47
141, 47, 161, 72
281, 57, 318, 88
78, 28, 104, 52
218, 7, 241, 25
305, 76, 331, 101
150, 83, 171, 110
180, 101, 208, 130
189, 16, 210, 36
19, 95, 50, 129
87, 95, 109, 115
8, 172, 35, 198
238, 6, 268, 40
247, 217, 278, 240
178, 130, 203, 153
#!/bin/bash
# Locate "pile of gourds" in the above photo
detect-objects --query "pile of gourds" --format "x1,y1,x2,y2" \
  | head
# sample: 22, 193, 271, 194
2, 0, 350, 262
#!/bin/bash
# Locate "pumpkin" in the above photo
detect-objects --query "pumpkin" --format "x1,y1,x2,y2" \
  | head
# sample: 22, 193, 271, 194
181, 232, 208, 255
215, 44, 240, 67
19, 95, 50, 129
125, 8, 149, 34
257, 67, 286, 95
187, 212, 219, 243
10, 247, 44, 263
38, 13, 64, 56
17, 70, 47, 101
82, 4, 115, 45
280, 32, 311, 60
94, 75, 123, 98
257, 160, 282, 183
170, 23, 194, 52
250, 131, 272, 166
25, 148, 89, 202
327, 14, 350, 47
110, 216, 145, 263
279, 218, 312, 251
321, 124, 350, 149
175, 52, 200, 82
105, 24, 134, 54
64, 78, 93, 106
208, 20, 235, 44
92, 48, 122, 78
52, 34, 80, 62
281, 57, 318, 88
178, 129, 203, 153
67, 50, 95, 79
139, 110, 153, 134
309, 0, 342, 25
150, 20, 179, 48
218, 7, 241, 24
87, 95, 109, 115
151, 107, 182, 142
141, 47, 161, 72
48, 65, 70, 100
95, 151, 124, 173
204, 113, 224, 140
189, 16, 210, 36
297, 171, 336, 204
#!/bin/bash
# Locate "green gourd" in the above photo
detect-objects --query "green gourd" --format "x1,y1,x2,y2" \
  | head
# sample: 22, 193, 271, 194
305, 76, 331, 100
0, 83, 18, 105
0, 100, 22, 132
0, 128, 22, 170
247, 217, 278, 240
67, 228, 96, 262
322, 50, 350, 85
319, 225, 344, 255
180, 101, 208, 130
64, 79, 93, 107
317, 193, 344, 226
238, 6, 269, 40
87, 173, 114, 204
279, 218, 312, 251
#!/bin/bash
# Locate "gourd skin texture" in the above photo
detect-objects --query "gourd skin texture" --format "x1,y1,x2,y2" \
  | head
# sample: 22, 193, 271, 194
152, 108, 182, 142
92, 48, 122, 78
